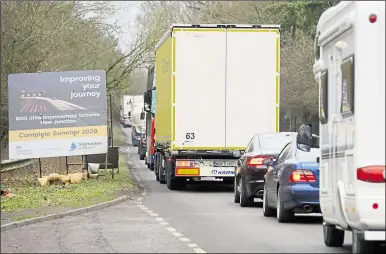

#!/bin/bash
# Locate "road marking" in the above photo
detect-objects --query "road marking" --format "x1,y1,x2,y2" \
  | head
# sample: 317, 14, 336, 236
193, 248, 207, 253
166, 227, 176, 232
159, 221, 170, 226
124, 134, 207, 254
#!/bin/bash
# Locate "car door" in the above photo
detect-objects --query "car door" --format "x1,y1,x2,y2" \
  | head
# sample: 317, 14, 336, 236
266, 143, 291, 206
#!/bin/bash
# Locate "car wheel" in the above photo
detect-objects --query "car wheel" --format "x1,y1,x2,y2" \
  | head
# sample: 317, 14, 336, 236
277, 186, 295, 223
352, 229, 376, 253
233, 176, 240, 203
323, 222, 344, 247
239, 178, 254, 207
263, 185, 275, 217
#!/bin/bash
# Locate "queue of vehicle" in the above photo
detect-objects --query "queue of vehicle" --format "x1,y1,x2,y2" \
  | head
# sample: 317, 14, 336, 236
130, 1, 385, 253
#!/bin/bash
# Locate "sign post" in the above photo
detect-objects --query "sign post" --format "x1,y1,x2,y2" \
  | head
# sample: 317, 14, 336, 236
7, 70, 108, 159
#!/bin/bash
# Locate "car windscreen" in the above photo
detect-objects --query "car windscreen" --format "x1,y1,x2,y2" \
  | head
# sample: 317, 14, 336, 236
258, 133, 295, 150
296, 148, 320, 161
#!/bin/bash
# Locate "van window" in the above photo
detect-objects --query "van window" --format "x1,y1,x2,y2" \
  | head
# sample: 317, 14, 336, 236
340, 55, 355, 117
319, 70, 328, 124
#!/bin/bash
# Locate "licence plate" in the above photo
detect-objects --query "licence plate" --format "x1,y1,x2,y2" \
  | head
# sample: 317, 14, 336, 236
214, 161, 237, 167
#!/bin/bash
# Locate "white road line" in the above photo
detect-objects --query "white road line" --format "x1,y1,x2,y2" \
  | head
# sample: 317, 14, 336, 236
193, 248, 207, 253
179, 237, 190, 242
173, 232, 183, 237
166, 227, 176, 232
159, 221, 170, 226
188, 243, 198, 248
126, 137, 207, 254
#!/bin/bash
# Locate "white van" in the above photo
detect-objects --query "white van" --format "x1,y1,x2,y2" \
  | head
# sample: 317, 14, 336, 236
306, 1, 385, 253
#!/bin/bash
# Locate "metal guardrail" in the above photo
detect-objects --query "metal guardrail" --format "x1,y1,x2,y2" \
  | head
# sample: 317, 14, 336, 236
0, 159, 34, 172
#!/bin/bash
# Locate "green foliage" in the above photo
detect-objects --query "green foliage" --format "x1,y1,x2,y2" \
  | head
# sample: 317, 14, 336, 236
1, 1, 146, 135
135, 1, 340, 129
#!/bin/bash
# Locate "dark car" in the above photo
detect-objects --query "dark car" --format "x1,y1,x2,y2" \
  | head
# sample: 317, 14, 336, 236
234, 132, 297, 207
138, 132, 146, 160
262, 135, 320, 223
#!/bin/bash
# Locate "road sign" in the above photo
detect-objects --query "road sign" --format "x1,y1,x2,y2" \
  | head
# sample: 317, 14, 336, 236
7, 70, 108, 159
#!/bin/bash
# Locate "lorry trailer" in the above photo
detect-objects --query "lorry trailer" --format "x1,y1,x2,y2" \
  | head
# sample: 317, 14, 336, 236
154, 24, 281, 190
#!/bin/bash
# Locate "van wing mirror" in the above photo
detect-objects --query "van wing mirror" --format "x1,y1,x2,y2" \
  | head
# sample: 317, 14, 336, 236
297, 124, 312, 152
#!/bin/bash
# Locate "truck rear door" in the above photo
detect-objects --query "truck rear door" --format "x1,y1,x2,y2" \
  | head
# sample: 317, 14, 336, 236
225, 26, 280, 149
173, 27, 227, 149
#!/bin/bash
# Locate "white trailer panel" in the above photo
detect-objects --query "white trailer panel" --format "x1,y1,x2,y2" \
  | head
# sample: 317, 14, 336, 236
225, 29, 279, 148
173, 28, 227, 149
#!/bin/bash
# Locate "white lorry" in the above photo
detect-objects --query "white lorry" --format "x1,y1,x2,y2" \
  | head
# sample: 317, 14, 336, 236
154, 24, 280, 189
299, 1, 385, 253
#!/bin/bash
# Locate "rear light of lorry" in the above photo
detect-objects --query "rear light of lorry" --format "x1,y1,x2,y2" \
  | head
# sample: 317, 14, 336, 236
247, 155, 273, 167
357, 166, 385, 183
289, 170, 316, 183
176, 160, 195, 167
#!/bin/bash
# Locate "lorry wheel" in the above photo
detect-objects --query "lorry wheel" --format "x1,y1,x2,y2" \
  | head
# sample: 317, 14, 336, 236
167, 174, 185, 190
239, 178, 254, 207
323, 223, 344, 247
233, 176, 240, 203
277, 186, 295, 223
166, 164, 185, 190
263, 185, 275, 217
150, 161, 154, 171
352, 229, 376, 253
139, 154, 145, 160
158, 156, 166, 184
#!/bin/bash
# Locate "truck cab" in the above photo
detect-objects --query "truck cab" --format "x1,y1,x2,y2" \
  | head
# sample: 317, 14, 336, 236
306, 1, 385, 253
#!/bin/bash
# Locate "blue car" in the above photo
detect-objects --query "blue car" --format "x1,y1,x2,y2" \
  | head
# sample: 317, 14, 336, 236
262, 136, 320, 223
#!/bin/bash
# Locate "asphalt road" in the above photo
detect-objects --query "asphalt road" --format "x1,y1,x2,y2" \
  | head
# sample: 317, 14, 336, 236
123, 127, 355, 253
1, 126, 381, 253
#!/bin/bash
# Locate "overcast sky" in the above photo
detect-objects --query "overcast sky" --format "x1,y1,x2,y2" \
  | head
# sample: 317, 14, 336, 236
105, 1, 142, 52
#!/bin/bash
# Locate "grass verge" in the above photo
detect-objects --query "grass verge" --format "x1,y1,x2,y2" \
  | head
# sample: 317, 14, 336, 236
1, 125, 134, 214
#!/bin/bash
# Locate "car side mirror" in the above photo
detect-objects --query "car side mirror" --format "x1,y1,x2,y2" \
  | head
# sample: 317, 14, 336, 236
140, 112, 145, 120
263, 158, 274, 167
297, 124, 312, 152
316, 157, 320, 163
